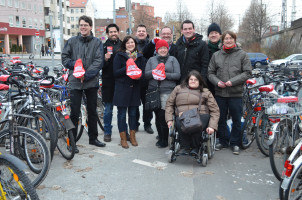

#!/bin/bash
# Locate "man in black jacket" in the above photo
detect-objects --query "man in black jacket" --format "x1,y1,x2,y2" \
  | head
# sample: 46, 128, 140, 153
175, 20, 209, 82
135, 24, 154, 134
102, 24, 122, 142
62, 15, 106, 153
143, 26, 176, 59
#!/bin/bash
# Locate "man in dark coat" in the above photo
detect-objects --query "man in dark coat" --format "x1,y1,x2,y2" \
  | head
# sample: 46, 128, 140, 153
62, 15, 106, 153
102, 24, 122, 142
143, 26, 176, 59
135, 24, 154, 134
175, 20, 209, 82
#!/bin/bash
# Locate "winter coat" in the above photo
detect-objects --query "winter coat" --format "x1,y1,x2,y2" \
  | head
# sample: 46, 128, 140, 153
175, 34, 209, 82
136, 38, 149, 53
102, 38, 122, 102
165, 85, 220, 130
143, 41, 177, 59
208, 46, 252, 97
145, 56, 180, 94
112, 51, 146, 107
61, 33, 103, 90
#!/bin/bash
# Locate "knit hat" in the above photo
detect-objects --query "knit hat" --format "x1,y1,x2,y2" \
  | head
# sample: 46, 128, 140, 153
156, 39, 169, 52
207, 23, 222, 36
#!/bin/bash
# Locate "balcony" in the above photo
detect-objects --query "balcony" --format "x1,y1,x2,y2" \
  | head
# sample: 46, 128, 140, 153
44, 0, 50, 7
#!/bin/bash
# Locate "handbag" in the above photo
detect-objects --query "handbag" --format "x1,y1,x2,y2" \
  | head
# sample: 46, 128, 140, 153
179, 94, 210, 134
145, 81, 161, 111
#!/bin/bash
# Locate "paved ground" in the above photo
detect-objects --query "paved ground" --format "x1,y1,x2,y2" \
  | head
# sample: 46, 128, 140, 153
36, 107, 280, 200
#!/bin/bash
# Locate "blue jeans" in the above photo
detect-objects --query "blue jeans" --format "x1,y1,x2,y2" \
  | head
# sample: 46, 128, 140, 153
117, 106, 137, 132
103, 102, 113, 135
215, 96, 243, 147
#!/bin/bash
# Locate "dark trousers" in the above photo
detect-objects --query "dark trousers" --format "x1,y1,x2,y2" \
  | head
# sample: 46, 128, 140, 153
136, 86, 153, 128
154, 109, 169, 143
215, 96, 243, 147
70, 88, 98, 143
175, 117, 202, 149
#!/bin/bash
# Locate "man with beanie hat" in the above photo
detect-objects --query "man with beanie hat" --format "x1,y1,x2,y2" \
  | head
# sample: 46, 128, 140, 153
175, 20, 209, 82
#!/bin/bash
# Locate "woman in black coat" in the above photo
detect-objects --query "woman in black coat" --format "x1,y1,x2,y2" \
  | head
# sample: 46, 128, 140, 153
113, 36, 146, 149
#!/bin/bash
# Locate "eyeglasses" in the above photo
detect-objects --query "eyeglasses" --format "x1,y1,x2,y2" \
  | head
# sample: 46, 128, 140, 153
79, 24, 90, 27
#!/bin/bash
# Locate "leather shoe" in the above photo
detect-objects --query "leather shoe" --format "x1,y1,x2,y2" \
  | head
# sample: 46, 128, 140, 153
104, 134, 111, 142
89, 139, 106, 147
144, 126, 154, 134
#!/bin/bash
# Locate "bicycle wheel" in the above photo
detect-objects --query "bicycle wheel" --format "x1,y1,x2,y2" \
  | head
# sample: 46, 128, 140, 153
275, 83, 284, 95
57, 127, 76, 160
0, 158, 40, 200
0, 127, 51, 188
255, 111, 270, 156
269, 119, 291, 181
284, 163, 302, 200
96, 97, 104, 131
240, 110, 255, 149
296, 85, 302, 102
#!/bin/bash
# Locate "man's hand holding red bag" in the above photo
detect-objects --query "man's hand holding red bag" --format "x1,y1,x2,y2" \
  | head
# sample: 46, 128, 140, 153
73, 59, 86, 82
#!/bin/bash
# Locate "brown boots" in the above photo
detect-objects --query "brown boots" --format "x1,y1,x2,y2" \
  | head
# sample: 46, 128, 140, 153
119, 132, 129, 149
130, 130, 138, 146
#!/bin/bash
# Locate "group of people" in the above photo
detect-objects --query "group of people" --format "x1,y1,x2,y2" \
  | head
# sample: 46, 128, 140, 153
41, 44, 50, 56
61, 15, 252, 156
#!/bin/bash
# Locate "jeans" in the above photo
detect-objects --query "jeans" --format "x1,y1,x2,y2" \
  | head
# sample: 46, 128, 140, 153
215, 96, 243, 147
136, 86, 153, 128
70, 88, 98, 143
103, 102, 113, 135
117, 106, 137, 132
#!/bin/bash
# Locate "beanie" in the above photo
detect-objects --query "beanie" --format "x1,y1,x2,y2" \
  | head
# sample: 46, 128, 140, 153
207, 23, 222, 36
156, 39, 169, 52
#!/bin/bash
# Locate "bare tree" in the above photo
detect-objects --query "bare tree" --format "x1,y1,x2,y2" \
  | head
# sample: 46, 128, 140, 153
207, 0, 234, 32
238, 0, 271, 44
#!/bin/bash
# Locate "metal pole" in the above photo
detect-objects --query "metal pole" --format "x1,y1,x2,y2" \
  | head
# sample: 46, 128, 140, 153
128, 0, 131, 35
113, 0, 116, 23
59, 0, 64, 52
50, 13, 54, 68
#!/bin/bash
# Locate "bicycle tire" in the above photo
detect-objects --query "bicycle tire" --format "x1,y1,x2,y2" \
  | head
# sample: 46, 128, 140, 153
275, 83, 284, 95
96, 98, 104, 131
269, 119, 291, 181
240, 110, 255, 149
255, 111, 270, 156
0, 126, 51, 188
0, 158, 40, 200
57, 129, 76, 160
296, 85, 302, 102
284, 163, 302, 200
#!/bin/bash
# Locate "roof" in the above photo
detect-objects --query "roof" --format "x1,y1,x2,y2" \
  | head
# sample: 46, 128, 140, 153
70, 0, 88, 8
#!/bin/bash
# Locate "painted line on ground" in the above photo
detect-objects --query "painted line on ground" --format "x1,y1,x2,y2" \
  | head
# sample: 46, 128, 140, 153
93, 149, 118, 157
132, 159, 168, 170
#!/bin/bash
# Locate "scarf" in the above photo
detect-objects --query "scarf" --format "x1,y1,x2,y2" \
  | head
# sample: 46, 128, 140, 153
223, 44, 236, 53
157, 55, 169, 64
126, 50, 138, 61
208, 40, 221, 54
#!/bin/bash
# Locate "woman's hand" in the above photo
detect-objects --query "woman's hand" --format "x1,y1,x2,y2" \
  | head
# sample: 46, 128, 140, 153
225, 81, 232, 87
218, 81, 226, 88
206, 127, 214, 135
167, 121, 173, 128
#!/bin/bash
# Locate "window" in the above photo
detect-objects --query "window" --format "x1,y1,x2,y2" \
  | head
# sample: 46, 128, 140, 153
21, 2, 26, 9
40, 20, 43, 29
67, 17, 70, 23
71, 25, 74, 28
75, 17, 79, 21
22, 17, 26, 27
15, 0, 19, 8
28, 3, 31, 10
9, 16, 14, 26
28, 18, 32, 28
0, 0, 5, 6
15, 16, 20, 27
8, 0, 12, 7
81, 9, 84, 13
34, 5, 36, 12
34, 19, 37, 29
71, 9, 74, 13
76, 8, 79, 13
71, 17, 74, 22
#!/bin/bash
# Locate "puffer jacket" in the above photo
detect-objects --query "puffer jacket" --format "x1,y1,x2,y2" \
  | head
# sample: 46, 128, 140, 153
145, 56, 180, 94
175, 34, 209, 81
165, 85, 220, 130
208, 46, 252, 97
61, 32, 103, 90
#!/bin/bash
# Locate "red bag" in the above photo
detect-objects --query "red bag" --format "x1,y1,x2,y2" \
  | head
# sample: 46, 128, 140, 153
126, 58, 142, 79
152, 63, 166, 80
73, 59, 85, 78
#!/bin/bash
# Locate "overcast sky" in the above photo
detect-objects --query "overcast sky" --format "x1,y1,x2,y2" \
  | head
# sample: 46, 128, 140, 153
92, 0, 302, 29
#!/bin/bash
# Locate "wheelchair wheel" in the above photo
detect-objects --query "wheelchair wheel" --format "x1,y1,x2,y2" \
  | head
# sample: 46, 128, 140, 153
168, 150, 176, 163
198, 144, 208, 167
207, 133, 216, 159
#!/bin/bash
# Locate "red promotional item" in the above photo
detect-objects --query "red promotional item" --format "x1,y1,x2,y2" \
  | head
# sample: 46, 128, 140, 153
73, 59, 85, 78
152, 63, 166, 80
126, 58, 142, 79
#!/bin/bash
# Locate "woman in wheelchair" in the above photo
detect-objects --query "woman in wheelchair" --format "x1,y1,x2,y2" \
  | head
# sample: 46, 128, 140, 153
165, 70, 220, 156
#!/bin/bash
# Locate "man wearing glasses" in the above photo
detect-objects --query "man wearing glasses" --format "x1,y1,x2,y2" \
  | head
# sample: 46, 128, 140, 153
62, 15, 106, 154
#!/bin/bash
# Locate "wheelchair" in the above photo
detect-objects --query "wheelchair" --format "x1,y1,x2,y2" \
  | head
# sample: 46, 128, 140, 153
167, 119, 216, 167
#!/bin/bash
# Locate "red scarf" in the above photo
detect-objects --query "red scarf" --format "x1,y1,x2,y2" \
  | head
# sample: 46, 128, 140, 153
223, 44, 236, 52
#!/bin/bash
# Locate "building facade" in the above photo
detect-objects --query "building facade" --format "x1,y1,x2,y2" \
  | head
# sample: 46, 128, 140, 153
69, 0, 95, 37
0, 0, 45, 54
94, 18, 113, 42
